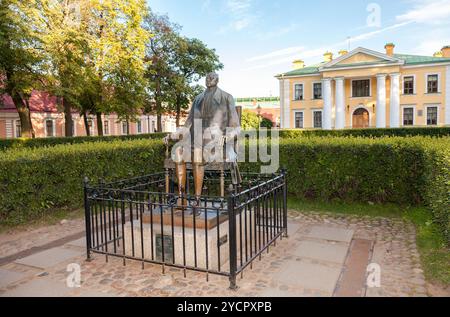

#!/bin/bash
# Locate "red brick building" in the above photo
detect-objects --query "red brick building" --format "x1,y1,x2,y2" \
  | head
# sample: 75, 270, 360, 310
0, 91, 177, 139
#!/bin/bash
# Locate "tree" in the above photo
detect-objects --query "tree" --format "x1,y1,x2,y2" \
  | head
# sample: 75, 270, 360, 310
85, 0, 150, 135
241, 110, 260, 130
144, 12, 180, 132
170, 37, 223, 126
43, 0, 92, 137
261, 117, 274, 128
0, 0, 48, 138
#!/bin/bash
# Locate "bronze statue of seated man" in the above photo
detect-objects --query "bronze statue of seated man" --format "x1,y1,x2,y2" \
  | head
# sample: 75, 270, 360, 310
164, 72, 241, 208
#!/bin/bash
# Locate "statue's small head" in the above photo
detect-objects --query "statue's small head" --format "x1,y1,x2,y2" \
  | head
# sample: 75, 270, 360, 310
206, 72, 219, 88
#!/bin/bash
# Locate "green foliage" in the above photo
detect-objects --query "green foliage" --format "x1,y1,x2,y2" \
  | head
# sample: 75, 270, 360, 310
1, 135, 448, 244
0, 133, 167, 151
143, 12, 222, 130
241, 111, 260, 130
261, 117, 274, 128
0, 139, 165, 225
0, 0, 49, 137
242, 136, 450, 243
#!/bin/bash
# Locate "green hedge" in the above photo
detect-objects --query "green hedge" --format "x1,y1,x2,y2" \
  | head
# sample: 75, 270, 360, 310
0, 132, 168, 151
241, 136, 450, 242
1, 136, 448, 243
2, 127, 448, 151
0, 139, 165, 225
278, 127, 450, 138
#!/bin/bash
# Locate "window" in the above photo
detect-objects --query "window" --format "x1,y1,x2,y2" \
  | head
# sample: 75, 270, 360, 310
403, 76, 414, 95
352, 79, 370, 97
294, 84, 303, 101
403, 108, 414, 126
294, 112, 304, 129
103, 120, 109, 135
427, 74, 439, 93
151, 121, 156, 133
15, 120, 21, 138
137, 120, 142, 134
122, 121, 129, 135
427, 106, 438, 126
87, 119, 94, 135
313, 83, 322, 99
71, 121, 76, 137
313, 111, 322, 128
45, 119, 54, 137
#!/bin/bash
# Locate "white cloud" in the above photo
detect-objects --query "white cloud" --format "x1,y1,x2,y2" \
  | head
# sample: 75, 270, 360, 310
246, 20, 414, 70
255, 23, 300, 41
220, 0, 257, 33
397, 0, 450, 24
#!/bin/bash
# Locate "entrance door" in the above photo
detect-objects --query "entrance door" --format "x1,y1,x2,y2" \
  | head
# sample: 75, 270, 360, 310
353, 108, 369, 128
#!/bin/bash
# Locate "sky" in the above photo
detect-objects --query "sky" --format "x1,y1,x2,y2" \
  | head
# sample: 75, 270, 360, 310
148, 0, 450, 98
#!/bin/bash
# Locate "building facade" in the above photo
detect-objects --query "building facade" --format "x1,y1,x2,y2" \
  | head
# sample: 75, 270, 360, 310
276, 44, 450, 130
0, 91, 178, 139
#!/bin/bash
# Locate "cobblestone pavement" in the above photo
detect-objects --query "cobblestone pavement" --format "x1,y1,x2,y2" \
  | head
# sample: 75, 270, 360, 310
0, 211, 447, 297
0, 219, 85, 259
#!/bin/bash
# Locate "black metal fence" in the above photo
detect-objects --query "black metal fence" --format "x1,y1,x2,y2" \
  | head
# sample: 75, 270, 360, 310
83, 170, 287, 289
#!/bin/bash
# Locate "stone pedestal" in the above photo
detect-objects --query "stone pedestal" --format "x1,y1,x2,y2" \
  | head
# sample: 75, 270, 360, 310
123, 209, 255, 272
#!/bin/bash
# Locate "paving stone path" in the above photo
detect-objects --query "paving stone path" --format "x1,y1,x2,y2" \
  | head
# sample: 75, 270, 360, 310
0, 210, 443, 297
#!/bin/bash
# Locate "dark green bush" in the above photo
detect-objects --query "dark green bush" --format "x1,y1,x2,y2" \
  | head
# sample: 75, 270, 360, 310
279, 127, 450, 138
0, 132, 168, 151
0, 139, 165, 225
241, 136, 449, 242
1, 135, 448, 243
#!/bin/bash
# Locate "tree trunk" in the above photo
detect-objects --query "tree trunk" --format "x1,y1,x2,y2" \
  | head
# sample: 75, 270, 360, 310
157, 112, 162, 132
63, 98, 73, 137
11, 93, 34, 138
156, 78, 163, 132
83, 112, 90, 136
96, 112, 103, 136
176, 95, 181, 127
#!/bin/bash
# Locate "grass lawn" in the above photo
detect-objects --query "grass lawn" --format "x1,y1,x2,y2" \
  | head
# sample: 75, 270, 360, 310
288, 197, 450, 287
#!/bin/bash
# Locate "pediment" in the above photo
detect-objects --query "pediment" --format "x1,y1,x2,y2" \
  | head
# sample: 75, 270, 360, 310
320, 47, 403, 70
334, 52, 384, 65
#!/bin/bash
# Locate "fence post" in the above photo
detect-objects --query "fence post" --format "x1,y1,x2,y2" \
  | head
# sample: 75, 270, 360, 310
227, 185, 238, 290
83, 177, 92, 261
281, 168, 288, 238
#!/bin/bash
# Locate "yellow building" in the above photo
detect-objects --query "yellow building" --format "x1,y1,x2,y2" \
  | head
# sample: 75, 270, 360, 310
276, 43, 450, 129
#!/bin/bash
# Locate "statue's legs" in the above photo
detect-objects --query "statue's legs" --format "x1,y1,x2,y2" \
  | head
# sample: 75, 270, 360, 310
174, 146, 187, 209
193, 163, 204, 199
175, 162, 187, 208
192, 147, 204, 207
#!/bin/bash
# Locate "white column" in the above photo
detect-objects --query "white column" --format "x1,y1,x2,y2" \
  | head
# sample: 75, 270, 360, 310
376, 74, 387, 128
322, 78, 332, 130
389, 73, 401, 128
279, 79, 285, 128
334, 77, 345, 129
446, 66, 450, 125
280, 78, 291, 128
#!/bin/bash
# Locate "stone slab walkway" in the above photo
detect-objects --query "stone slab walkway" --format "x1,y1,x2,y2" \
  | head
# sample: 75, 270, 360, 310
0, 211, 442, 297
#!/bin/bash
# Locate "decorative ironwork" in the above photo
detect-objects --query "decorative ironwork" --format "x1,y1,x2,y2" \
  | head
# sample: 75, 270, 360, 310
83, 170, 287, 289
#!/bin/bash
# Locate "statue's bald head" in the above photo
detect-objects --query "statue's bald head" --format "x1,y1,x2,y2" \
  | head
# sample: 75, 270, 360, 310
206, 72, 219, 88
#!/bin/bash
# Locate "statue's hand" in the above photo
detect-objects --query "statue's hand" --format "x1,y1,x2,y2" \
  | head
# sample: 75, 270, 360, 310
163, 135, 170, 145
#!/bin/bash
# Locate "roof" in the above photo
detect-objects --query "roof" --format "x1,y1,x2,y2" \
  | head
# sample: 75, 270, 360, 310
278, 63, 324, 77
1, 91, 60, 113
394, 53, 450, 65
276, 47, 450, 78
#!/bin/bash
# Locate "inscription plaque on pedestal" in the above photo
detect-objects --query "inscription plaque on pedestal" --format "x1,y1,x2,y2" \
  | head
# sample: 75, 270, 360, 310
155, 234, 173, 263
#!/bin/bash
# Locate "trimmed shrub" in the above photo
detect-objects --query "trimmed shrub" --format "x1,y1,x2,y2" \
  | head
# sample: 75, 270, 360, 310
0, 132, 168, 151
1, 135, 448, 243
241, 136, 449, 242
279, 127, 450, 138
0, 139, 165, 225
